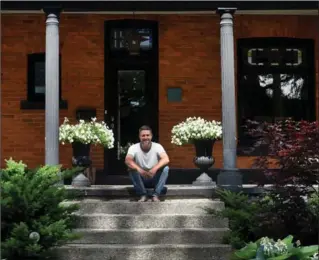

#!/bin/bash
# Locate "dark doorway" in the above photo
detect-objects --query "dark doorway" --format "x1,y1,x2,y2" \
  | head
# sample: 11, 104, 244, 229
104, 19, 159, 175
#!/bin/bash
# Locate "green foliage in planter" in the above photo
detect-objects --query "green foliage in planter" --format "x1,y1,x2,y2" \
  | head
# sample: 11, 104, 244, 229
1, 158, 82, 260
231, 235, 318, 260
206, 189, 263, 249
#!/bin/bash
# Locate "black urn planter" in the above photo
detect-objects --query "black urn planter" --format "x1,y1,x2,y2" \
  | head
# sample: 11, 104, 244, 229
192, 139, 216, 186
72, 142, 91, 166
71, 142, 91, 187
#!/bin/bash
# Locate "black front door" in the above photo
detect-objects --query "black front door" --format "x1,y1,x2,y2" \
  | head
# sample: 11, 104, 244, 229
104, 20, 159, 175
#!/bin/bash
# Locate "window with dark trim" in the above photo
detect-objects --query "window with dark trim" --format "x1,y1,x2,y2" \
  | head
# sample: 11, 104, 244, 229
110, 28, 153, 51
21, 53, 67, 109
237, 38, 316, 155
105, 19, 158, 60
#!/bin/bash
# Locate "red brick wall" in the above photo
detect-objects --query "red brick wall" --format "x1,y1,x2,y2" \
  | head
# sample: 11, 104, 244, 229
1, 14, 318, 169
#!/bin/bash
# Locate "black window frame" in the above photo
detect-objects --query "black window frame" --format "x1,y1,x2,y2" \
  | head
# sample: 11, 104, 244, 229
21, 52, 67, 109
236, 37, 316, 156
105, 19, 158, 61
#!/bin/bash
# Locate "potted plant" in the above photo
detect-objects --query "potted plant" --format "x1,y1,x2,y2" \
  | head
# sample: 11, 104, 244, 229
171, 117, 222, 185
59, 117, 114, 186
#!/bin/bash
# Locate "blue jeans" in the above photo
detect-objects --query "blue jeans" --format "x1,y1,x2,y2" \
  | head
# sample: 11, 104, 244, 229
129, 166, 169, 197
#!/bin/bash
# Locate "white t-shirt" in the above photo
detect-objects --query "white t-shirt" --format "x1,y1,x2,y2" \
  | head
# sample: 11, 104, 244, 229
126, 142, 166, 170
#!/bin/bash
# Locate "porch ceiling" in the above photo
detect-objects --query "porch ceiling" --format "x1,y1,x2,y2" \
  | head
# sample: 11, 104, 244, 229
1, 1, 318, 12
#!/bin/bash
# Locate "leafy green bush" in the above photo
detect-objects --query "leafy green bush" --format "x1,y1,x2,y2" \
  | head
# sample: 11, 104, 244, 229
1, 159, 82, 260
208, 189, 318, 249
308, 192, 319, 217
254, 188, 318, 245
232, 235, 318, 260
207, 189, 263, 249
247, 120, 319, 245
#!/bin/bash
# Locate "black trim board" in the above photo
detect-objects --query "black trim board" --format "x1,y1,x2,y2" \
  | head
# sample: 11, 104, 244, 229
1, 1, 318, 12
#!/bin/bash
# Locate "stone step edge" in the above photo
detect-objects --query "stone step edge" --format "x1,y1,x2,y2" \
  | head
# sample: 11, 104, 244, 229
74, 228, 229, 232
66, 185, 217, 198
66, 185, 217, 189
59, 243, 231, 249
67, 199, 222, 203
65, 185, 216, 191
74, 213, 218, 216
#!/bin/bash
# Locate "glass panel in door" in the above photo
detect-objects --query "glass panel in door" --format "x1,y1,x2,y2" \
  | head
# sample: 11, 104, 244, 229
115, 70, 147, 167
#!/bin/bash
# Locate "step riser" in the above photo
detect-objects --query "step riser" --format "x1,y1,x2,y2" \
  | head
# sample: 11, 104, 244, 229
76, 215, 228, 229
59, 199, 229, 259
71, 229, 228, 244
66, 185, 216, 199
74, 202, 224, 215
54, 246, 232, 260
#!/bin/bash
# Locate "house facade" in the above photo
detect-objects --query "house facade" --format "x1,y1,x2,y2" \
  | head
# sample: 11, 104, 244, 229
1, 1, 318, 184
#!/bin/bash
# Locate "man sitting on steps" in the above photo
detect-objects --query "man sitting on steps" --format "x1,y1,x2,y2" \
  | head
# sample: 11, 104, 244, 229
125, 125, 170, 202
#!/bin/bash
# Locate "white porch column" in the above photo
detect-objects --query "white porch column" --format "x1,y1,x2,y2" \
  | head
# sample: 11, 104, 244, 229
44, 7, 61, 166
217, 8, 242, 191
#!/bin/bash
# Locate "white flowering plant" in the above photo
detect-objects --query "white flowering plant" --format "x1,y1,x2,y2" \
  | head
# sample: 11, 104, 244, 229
171, 117, 222, 146
259, 237, 289, 257
310, 253, 319, 260
59, 117, 114, 149
232, 235, 319, 260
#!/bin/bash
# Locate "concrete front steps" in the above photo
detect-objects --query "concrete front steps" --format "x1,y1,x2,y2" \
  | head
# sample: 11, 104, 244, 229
58, 244, 231, 260
55, 187, 231, 260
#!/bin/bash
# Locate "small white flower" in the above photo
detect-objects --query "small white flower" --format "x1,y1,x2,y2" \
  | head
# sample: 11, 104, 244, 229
260, 237, 288, 257
310, 253, 319, 260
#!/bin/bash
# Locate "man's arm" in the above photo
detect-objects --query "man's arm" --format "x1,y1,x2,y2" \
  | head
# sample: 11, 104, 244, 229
125, 155, 142, 172
150, 145, 170, 173
125, 145, 140, 171
125, 155, 149, 178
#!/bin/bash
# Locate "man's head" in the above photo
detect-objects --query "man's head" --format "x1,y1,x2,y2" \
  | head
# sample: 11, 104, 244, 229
139, 125, 152, 150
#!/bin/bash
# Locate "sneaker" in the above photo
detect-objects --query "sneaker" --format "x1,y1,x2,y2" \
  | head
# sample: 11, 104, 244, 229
138, 195, 148, 202
152, 196, 161, 202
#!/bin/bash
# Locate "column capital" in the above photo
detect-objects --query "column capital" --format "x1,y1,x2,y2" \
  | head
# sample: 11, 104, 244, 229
43, 6, 62, 19
216, 7, 237, 16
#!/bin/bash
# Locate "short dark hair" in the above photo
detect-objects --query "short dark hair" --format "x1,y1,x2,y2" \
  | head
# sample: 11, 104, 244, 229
139, 125, 152, 133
